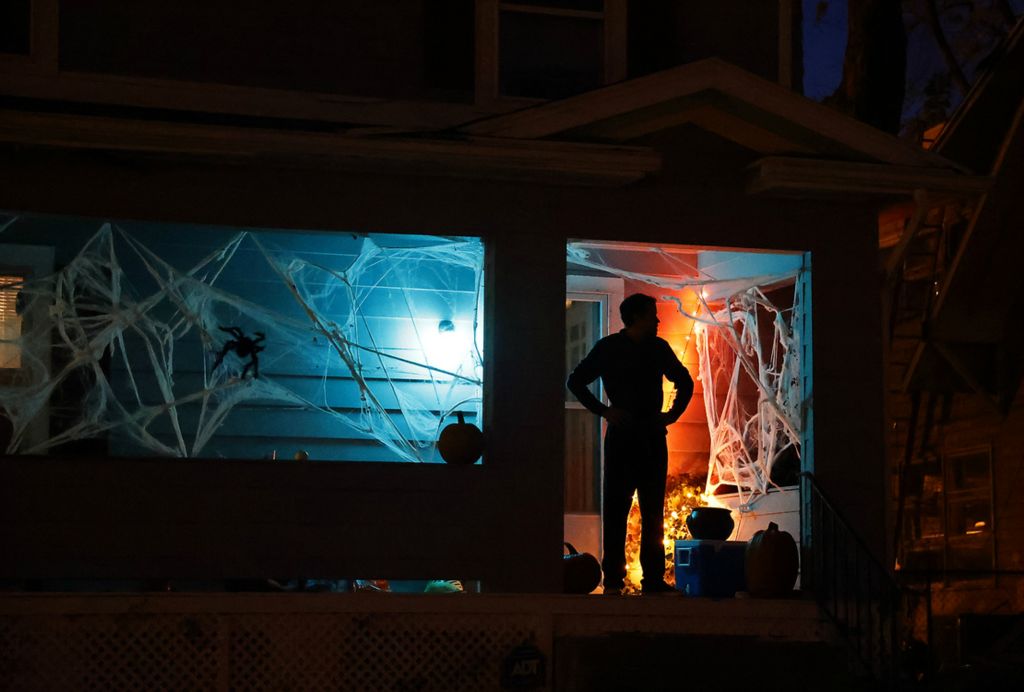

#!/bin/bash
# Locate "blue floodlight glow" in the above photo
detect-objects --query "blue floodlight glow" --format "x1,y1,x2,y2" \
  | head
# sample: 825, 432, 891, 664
0, 213, 484, 463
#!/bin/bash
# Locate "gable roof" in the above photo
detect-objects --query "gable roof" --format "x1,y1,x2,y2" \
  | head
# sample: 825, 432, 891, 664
461, 58, 966, 172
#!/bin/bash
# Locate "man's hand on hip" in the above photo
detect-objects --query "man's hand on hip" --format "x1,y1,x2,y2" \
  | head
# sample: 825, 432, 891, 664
603, 407, 633, 427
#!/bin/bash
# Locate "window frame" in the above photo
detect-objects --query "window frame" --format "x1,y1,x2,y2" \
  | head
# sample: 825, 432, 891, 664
0, 267, 30, 376
0, 244, 54, 452
901, 444, 997, 581
942, 445, 996, 579
475, 0, 627, 106
0, 1, 487, 130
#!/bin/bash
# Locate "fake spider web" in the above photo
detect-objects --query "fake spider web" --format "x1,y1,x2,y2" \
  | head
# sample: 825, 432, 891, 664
0, 220, 483, 461
567, 243, 808, 506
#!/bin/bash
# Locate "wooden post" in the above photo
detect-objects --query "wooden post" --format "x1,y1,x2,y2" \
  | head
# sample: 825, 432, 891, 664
483, 231, 566, 592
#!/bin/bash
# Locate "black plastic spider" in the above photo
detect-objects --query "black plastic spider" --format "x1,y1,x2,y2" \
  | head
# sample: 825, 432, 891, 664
211, 326, 265, 379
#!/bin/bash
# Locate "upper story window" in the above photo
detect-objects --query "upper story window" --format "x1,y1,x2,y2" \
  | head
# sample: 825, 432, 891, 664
1, 2, 795, 124
478, 0, 626, 103
498, 1, 616, 99
56, 1, 476, 102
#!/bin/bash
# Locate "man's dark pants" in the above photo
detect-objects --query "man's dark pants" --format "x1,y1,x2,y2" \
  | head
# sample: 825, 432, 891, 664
601, 424, 668, 589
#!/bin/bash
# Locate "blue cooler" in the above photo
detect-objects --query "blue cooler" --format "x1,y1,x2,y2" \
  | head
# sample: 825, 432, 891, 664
674, 540, 747, 597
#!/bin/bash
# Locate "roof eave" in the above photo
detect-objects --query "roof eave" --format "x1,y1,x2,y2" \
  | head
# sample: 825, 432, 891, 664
0, 109, 661, 187
747, 157, 991, 197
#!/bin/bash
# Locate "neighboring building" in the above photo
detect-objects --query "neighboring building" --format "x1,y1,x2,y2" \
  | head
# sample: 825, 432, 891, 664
886, 18, 1024, 668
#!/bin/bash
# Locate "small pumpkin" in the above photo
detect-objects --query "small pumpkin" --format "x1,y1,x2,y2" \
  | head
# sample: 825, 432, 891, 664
745, 521, 799, 597
563, 542, 602, 594
438, 411, 484, 465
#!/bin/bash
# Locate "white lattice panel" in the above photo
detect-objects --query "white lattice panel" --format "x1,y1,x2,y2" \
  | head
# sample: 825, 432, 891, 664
0, 593, 831, 690
0, 614, 223, 691
0, 610, 542, 691
229, 612, 539, 691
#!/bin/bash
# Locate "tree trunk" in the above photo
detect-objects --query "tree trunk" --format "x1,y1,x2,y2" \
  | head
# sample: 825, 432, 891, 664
830, 0, 907, 134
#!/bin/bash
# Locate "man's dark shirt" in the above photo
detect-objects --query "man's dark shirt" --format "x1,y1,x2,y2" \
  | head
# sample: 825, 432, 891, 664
566, 331, 694, 430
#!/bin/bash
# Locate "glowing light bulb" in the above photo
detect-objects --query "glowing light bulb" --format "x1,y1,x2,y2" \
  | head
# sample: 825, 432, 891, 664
423, 318, 467, 378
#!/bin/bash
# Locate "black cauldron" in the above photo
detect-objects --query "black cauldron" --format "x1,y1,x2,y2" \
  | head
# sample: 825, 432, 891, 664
685, 507, 735, 540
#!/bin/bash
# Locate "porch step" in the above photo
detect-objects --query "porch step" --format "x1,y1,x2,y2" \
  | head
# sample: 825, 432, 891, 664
556, 632, 874, 691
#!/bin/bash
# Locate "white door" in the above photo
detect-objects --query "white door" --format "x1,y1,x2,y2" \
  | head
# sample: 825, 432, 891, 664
564, 276, 623, 575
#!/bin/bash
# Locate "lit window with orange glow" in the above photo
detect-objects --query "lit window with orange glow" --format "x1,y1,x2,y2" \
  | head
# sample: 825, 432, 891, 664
0, 275, 22, 369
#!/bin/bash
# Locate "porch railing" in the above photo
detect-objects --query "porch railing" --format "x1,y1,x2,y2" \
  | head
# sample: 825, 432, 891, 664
800, 472, 902, 687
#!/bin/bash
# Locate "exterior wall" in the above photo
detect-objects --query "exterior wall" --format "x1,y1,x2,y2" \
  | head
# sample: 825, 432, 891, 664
484, 230, 567, 591
0, 146, 885, 591
810, 211, 888, 560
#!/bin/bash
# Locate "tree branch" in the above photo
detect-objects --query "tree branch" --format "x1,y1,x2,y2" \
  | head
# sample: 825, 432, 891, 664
924, 0, 971, 96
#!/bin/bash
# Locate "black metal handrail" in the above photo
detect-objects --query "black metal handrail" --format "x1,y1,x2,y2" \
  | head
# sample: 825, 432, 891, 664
800, 472, 903, 687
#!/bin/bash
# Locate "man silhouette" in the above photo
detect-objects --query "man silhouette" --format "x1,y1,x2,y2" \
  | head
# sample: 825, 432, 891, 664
567, 293, 694, 595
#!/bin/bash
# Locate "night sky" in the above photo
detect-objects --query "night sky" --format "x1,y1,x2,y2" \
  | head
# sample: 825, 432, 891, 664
802, 0, 848, 101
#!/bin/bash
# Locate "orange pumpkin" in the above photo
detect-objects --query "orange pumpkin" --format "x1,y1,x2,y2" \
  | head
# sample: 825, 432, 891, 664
745, 521, 799, 597
438, 411, 483, 465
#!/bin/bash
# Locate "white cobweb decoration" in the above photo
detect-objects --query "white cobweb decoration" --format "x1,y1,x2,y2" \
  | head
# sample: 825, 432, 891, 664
0, 221, 483, 461
567, 243, 806, 507
692, 285, 804, 507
